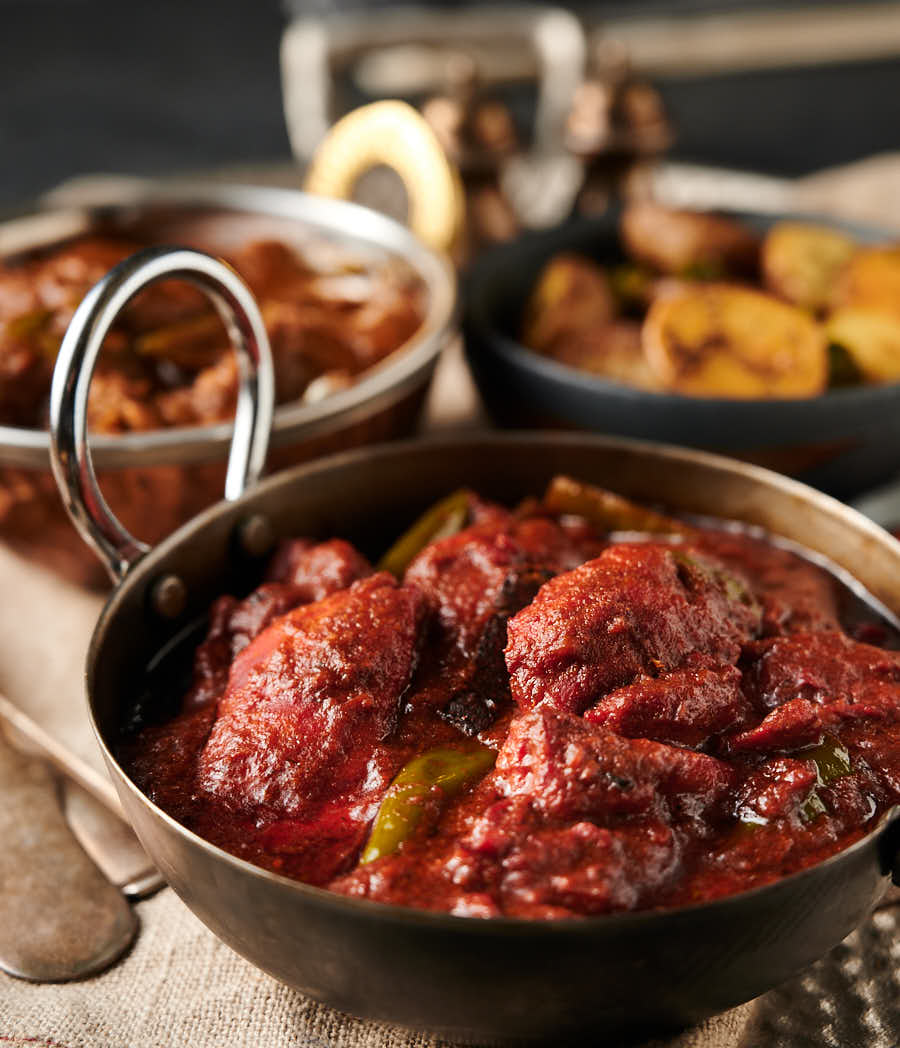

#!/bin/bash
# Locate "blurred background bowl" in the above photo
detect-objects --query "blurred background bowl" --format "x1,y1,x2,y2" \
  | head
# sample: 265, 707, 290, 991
0, 181, 456, 585
463, 206, 898, 497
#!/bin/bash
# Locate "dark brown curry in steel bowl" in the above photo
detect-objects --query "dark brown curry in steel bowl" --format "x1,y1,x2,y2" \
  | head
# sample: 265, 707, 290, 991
0, 212, 427, 584
0, 233, 424, 431
122, 475, 900, 918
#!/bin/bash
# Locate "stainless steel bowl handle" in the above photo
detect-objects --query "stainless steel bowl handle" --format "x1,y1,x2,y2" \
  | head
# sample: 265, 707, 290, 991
49, 247, 275, 584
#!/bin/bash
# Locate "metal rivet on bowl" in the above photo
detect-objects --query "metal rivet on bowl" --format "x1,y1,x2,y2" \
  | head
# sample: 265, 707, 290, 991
150, 574, 187, 620
239, 514, 275, 558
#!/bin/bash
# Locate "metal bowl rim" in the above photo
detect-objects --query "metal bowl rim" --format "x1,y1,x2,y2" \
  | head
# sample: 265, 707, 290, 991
0, 180, 457, 468
89, 429, 900, 934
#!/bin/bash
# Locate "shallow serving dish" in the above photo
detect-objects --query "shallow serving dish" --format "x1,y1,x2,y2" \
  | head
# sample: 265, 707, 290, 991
49, 250, 900, 1044
0, 179, 456, 584
464, 207, 899, 497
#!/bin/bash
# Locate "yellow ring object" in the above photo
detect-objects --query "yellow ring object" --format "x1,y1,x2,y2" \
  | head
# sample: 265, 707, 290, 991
305, 101, 465, 255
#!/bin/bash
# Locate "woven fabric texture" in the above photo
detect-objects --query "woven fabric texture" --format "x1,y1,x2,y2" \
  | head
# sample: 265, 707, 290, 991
1, 888, 897, 1048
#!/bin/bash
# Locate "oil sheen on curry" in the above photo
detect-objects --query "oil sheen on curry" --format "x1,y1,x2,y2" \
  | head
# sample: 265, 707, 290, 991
123, 478, 900, 919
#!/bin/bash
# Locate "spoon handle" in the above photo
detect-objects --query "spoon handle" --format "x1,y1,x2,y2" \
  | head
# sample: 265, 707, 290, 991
0, 691, 121, 815
62, 779, 163, 899
0, 693, 164, 898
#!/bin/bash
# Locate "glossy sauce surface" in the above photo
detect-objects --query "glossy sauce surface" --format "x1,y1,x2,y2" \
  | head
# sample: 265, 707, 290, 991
122, 488, 900, 918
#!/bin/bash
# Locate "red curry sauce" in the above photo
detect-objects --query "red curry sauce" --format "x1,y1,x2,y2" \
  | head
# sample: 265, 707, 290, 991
123, 484, 900, 918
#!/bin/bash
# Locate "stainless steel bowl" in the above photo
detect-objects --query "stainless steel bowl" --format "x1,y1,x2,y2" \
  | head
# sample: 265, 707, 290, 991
0, 179, 456, 583
48, 248, 900, 1043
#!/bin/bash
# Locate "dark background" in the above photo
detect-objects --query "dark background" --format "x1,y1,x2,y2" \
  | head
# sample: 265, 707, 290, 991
1, 0, 899, 209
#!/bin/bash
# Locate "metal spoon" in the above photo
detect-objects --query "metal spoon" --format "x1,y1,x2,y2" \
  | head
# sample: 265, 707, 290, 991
0, 733, 136, 982
0, 692, 163, 898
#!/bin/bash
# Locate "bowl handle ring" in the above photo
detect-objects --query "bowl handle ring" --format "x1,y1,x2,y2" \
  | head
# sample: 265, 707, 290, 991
49, 246, 275, 584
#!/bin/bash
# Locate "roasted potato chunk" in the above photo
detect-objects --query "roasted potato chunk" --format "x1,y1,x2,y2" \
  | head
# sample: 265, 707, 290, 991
620, 203, 759, 278
830, 246, 900, 319
522, 254, 616, 353
826, 308, 900, 384
544, 320, 661, 390
761, 222, 857, 312
642, 284, 827, 398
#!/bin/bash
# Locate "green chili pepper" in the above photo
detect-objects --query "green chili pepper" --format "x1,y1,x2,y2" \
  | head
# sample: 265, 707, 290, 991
738, 736, 852, 829
542, 475, 687, 536
799, 735, 852, 824
360, 744, 496, 865
680, 260, 726, 281
806, 735, 852, 786
4, 309, 57, 358
5, 309, 52, 342
378, 490, 471, 578
799, 791, 828, 823
609, 263, 655, 309
670, 549, 757, 611
720, 572, 753, 605
134, 313, 226, 367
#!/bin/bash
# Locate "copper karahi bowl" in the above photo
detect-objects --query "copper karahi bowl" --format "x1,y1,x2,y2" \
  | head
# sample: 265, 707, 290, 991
48, 248, 900, 1044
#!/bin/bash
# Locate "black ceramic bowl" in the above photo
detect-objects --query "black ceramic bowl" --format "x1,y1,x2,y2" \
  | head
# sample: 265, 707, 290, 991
463, 208, 899, 497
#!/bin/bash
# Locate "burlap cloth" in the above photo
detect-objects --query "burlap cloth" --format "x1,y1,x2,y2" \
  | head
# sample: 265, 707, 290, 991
3, 159, 900, 1046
